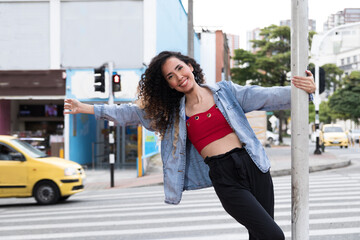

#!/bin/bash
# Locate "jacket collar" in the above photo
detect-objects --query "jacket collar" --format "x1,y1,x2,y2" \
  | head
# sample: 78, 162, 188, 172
200, 82, 221, 92
179, 82, 221, 120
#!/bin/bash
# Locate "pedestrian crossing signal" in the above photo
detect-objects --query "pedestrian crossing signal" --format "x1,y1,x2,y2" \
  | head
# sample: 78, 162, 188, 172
112, 74, 121, 92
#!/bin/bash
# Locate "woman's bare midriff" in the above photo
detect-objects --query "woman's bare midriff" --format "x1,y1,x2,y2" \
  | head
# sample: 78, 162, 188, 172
200, 132, 243, 159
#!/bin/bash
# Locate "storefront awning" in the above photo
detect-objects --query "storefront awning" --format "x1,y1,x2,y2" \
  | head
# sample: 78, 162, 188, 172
0, 70, 66, 98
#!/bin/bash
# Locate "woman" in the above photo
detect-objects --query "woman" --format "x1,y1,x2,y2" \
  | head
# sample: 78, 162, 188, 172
64, 51, 315, 239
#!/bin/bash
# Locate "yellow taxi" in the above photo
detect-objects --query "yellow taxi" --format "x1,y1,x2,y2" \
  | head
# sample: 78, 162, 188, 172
0, 135, 85, 204
319, 124, 349, 151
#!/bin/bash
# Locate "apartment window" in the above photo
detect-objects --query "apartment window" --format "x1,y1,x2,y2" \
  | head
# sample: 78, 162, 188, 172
354, 55, 358, 63
341, 59, 345, 65
347, 57, 351, 64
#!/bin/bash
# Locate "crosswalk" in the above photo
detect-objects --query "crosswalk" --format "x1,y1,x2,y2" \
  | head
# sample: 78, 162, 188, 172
1, 173, 360, 240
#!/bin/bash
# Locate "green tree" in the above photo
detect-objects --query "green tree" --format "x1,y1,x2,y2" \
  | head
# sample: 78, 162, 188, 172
321, 63, 344, 92
231, 49, 258, 85
328, 71, 360, 123
309, 101, 337, 124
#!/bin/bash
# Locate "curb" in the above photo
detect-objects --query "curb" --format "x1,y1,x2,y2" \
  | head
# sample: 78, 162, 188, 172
309, 160, 352, 173
84, 153, 355, 190
271, 159, 352, 177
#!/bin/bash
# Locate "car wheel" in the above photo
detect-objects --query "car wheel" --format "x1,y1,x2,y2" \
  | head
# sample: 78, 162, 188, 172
340, 146, 343, 149
345, 146, 348, 149
59, 196, 70, 202
268, 137, 274, 145
34, 181, 60, 205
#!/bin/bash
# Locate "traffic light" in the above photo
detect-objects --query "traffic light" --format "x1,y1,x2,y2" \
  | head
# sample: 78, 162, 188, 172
310, 67, 325, 94
94, 66, 106, 92
112, 73, 121, 92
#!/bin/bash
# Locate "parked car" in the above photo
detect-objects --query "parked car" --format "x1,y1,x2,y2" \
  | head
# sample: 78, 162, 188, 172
0, 135, 85, 204
348, 129, 360, 144
266, 131, 279, 145
319, 124, 349, 151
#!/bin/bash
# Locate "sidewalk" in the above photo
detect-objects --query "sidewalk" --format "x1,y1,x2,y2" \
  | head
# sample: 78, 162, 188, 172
84, 145, 352, 191
267, 145, 351, 176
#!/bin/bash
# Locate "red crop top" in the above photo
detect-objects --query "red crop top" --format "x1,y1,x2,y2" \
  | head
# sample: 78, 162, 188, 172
186, 104, 234, 154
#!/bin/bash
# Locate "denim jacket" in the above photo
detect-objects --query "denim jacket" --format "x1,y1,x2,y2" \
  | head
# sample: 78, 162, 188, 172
94, 80, 291, 204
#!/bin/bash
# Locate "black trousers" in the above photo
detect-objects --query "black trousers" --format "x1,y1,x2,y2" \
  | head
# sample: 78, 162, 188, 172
205, 148, 285, 240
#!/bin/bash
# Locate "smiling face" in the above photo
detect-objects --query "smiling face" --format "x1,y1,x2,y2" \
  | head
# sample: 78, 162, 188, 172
162, 57, 196, 94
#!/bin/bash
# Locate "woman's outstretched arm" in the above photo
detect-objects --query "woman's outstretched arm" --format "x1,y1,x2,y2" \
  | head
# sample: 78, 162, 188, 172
64, 99, 94, 115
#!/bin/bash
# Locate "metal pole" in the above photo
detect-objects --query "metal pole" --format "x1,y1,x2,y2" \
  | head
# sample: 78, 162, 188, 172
291, 0, 309, 239
108, 62, 114, 106
108, 62, 115, 188
116, 126, 121, 168
314, 64, 321, 154
137, 125, 143, 177
92, 142, 95, 170
187, 0, 194, 58
121, 126, 126, 165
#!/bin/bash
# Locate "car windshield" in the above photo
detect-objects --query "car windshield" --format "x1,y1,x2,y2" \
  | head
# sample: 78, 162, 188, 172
324, 127, 343, 133
10, 139, 48, 158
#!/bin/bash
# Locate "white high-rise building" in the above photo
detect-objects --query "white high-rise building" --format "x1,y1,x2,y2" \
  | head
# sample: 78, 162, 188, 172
324, 8, 360, 31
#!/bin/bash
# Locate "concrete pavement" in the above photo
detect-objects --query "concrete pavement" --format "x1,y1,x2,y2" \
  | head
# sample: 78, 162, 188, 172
84, 144, 352, 191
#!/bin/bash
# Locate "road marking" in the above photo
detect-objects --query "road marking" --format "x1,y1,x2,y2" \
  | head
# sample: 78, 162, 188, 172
1, 214, 360, 232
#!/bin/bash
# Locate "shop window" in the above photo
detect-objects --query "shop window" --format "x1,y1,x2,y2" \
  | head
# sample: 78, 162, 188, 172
19, 104, 64, 118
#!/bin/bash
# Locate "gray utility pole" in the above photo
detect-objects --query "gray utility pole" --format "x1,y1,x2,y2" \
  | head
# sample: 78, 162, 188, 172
291, 0, 309, 239
187, 0, 194, 58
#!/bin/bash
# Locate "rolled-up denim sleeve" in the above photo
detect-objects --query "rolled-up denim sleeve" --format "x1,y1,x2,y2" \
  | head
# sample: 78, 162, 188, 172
228, 81, 291, 113
94, 103, 154, 131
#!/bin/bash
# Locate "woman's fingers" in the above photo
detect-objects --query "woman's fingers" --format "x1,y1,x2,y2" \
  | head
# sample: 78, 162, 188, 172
64, 99, 77, 114
292, 70, 316, 93
305, 70, 313, 77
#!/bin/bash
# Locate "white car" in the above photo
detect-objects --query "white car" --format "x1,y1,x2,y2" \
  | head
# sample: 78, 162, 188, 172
348, 129, 360, 144
266, 131, 279, 145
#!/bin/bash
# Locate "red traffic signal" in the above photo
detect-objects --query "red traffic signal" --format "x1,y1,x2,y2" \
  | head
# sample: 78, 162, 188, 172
112, 74, 121, 92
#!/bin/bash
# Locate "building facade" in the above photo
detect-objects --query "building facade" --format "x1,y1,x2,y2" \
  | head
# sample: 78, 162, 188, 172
337, 48, 360, 76
227, 34, 240, 68
280, 19, 316, 32
246, 28, 262, 53
0, 0, 201, 171
199, 30, 231, 84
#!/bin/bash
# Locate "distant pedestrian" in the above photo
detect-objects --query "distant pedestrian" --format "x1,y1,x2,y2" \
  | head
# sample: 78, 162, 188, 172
64, 51, 315, 239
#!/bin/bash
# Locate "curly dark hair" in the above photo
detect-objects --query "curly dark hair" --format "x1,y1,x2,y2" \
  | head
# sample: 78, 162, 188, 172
138, 51, 205, 138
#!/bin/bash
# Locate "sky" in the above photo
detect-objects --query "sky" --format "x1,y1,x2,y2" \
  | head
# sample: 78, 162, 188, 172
181, 0, 359, 49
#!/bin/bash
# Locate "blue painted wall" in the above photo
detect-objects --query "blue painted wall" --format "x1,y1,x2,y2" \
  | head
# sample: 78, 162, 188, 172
68, 113, 97, 165
156, 0, 201, 63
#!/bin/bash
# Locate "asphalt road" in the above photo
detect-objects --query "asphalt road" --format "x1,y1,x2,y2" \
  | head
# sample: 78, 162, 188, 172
0, 141, 359, 240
